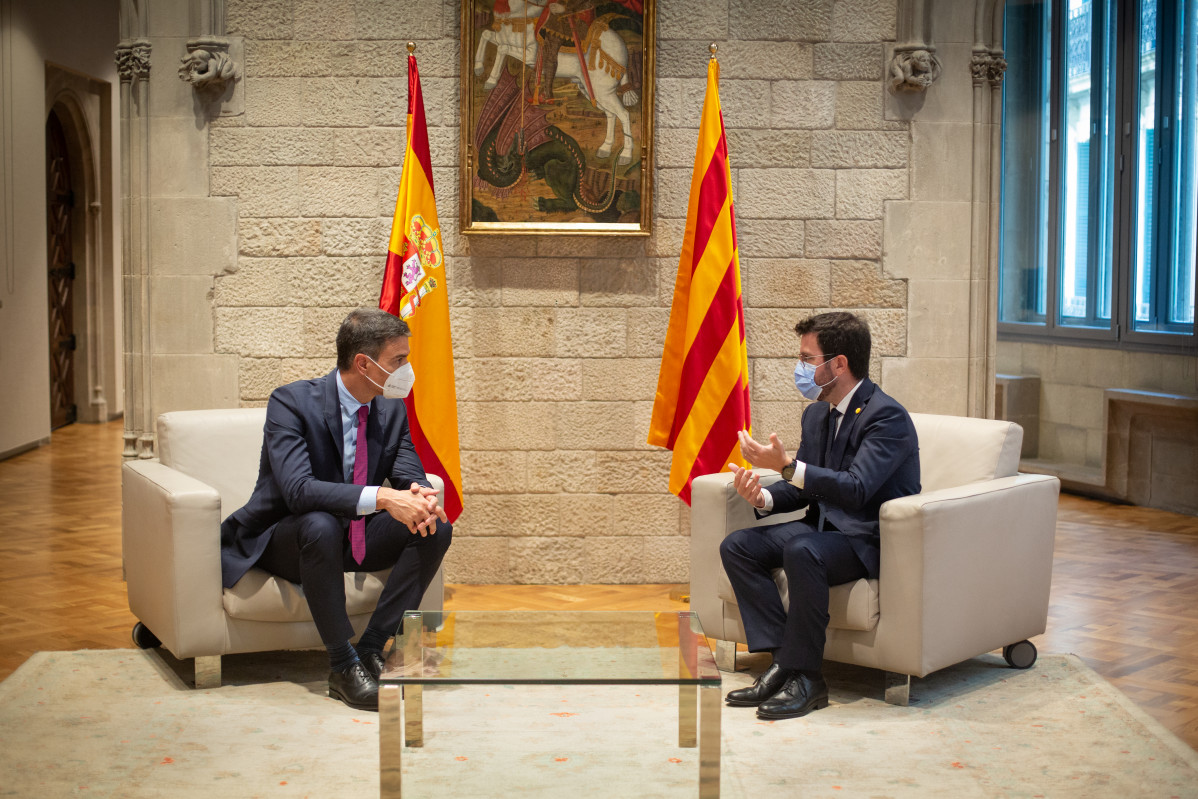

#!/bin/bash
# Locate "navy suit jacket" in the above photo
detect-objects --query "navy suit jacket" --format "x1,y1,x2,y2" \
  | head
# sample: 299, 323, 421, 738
764, 378, 921, 577
219, 370, 430, 589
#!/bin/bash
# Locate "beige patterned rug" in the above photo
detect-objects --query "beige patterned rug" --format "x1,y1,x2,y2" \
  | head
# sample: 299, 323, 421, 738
1, 648, 1196, 798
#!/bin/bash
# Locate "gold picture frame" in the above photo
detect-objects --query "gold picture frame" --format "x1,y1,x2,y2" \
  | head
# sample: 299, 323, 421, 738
460, 0, 655, 235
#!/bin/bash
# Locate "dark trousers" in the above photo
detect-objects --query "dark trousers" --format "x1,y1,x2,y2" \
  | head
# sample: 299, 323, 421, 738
257, 510, 452, 647
719, 520, 869, 673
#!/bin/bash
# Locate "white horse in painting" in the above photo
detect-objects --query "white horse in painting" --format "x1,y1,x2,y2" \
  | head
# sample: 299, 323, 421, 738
473, 0, 640, 164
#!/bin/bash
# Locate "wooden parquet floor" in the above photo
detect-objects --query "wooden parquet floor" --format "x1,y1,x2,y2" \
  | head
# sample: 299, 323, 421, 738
1, 421, 1196, 750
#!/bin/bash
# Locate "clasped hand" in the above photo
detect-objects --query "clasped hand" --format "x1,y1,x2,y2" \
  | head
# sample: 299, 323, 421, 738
376, 483, 446, 536
727, 430, 792, 509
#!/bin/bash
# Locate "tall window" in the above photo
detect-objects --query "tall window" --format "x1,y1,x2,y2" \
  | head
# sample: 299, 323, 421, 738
999, 0, 1197, 350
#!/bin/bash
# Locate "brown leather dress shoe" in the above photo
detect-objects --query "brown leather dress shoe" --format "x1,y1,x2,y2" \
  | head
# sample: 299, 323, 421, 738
756, 673, 829, 719
725, 662, 795, 707
328, 661, 379, 711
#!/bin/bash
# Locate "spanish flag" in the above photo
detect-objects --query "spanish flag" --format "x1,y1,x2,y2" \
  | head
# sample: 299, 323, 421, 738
647, 55, 751, 505
379, 49, 463, 522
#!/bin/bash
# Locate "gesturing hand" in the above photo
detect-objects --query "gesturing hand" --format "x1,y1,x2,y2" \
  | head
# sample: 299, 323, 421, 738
737, 430, 790, 472
728, 463, 766, 509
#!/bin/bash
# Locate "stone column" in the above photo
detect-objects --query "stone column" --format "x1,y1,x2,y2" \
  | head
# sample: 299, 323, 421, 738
967, 47, 1006, 419
115, 33, 153, 458
118, 0, 242, 458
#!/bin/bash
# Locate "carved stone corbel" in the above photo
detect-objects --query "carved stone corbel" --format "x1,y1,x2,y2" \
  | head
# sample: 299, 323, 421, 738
114, 38, 152, 83
888, 0, 942, 95
889, 47, 944, 93
178, 36, 239, 94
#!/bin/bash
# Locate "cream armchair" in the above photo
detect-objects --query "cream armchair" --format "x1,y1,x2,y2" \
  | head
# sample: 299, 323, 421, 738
121, 408, 444, 688
689, 413, 1060, 704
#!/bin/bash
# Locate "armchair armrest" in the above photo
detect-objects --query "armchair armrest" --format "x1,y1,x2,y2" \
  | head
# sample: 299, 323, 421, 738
876, 473, 1060, 676
689, 470, 808, 641
122, 460, 227, 659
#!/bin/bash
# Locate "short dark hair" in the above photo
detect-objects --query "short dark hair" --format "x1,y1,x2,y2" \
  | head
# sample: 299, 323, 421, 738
336, 308, 410, 371
794, 312, 871, 379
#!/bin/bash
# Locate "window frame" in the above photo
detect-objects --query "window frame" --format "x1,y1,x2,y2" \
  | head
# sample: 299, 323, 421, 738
998, 0, 1198, 356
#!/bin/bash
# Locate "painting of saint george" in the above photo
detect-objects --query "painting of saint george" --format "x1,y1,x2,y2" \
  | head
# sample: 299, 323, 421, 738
460, 0, 655, 234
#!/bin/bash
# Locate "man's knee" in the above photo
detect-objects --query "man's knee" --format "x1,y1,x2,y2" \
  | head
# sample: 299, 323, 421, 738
782, 535, 824, 574
294, 511, 344, 551
719, 528, 751, 565
431, 519, 452, 552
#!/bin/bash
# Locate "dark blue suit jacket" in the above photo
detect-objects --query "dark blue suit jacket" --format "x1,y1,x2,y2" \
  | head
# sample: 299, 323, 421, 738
219, 370, 430, 589
765, 378, 921, 577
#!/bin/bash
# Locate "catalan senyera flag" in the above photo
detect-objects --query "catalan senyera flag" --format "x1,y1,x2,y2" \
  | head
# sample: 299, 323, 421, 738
379, 50, 463, 523
647, 56, 751, 505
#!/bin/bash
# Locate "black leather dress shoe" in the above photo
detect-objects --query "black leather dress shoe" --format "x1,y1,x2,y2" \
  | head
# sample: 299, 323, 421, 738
725, 663, 795, 707
361, 651, 386, 681
756, 673, 829, 719
328, 661, 379, 711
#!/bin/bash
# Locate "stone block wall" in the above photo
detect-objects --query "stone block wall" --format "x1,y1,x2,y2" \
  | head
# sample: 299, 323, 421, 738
212, 0, 912, 583
997, 341, 1198, 470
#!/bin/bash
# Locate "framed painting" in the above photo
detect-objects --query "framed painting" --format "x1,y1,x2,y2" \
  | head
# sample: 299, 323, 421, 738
460, 0, 655, 235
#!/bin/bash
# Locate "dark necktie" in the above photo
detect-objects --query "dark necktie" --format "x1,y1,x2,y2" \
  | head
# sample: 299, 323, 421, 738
818, 409, 841, 532
350, 404, 368, 564
823, 408, 842, 465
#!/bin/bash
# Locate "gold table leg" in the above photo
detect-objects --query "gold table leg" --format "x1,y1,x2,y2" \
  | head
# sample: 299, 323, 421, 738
379, 685, 402, 798
698, 684, 721, 798
678, 684, 697, 747
405, 684, 423, 747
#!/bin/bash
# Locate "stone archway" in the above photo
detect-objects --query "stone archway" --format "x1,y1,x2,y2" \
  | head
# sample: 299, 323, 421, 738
45, 67, 121, 426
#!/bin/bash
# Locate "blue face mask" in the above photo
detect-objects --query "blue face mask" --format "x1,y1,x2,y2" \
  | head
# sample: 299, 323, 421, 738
793, 357, 838, 401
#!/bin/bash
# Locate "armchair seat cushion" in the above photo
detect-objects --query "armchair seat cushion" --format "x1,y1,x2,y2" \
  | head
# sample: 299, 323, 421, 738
718, 570, 880, 632
222, 568, 391, 623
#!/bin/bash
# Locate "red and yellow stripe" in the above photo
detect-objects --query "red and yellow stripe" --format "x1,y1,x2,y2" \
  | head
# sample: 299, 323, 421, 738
379, 53, 464, 522
647, 58, 751, 505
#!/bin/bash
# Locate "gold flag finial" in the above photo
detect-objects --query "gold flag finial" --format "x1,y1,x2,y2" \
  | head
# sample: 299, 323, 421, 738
407, 41, 416, 54
709, 42, 718, 60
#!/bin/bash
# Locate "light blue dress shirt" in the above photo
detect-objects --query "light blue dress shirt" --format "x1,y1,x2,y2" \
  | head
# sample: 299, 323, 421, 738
335, 371, 380, 516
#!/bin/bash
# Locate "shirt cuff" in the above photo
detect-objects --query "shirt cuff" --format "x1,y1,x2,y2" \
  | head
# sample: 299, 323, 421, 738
357, 486, 380, 516
789, 461, 807, 489
759, 487, 774, 512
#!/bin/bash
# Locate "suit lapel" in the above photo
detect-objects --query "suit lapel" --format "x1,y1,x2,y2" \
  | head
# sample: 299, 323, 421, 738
321, 370, 344, 459
829, 378, 876, 468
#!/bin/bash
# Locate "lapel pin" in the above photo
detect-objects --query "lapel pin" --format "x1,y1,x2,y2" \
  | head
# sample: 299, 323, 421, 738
855, 407, 861, 414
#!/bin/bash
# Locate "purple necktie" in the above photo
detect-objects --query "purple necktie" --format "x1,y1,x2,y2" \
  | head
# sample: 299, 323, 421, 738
350, 404, 369, 564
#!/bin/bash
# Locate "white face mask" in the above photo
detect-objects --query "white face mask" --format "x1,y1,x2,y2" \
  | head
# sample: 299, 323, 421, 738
365, 355, 415, 399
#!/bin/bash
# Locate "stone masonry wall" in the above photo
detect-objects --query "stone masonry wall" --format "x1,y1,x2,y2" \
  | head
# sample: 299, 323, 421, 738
211, 0, 909, 584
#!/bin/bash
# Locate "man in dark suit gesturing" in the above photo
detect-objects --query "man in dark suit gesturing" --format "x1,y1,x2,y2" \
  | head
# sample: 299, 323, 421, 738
721, 312, 920, 720
220, 308, 452, 711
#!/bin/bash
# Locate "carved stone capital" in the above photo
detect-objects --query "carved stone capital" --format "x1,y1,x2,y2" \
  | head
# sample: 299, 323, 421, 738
178, 36, 239, 94
888, 47, 943, 94
115, 38, 152, 83
972, 51, 1007, 87
988, 54, 1008, 87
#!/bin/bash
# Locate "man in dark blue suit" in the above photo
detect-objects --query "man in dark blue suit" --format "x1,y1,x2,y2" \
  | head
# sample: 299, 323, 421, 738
220, 308, 452, 711
721, 312, 920, 720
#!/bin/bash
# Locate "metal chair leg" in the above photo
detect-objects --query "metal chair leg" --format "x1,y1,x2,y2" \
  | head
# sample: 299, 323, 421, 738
715, 639, 736, 673
194, 655, 221, 689
884, 671, 910, 706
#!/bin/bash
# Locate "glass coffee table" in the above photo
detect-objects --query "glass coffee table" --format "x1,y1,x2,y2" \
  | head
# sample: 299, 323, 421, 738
378, 610, 722, 798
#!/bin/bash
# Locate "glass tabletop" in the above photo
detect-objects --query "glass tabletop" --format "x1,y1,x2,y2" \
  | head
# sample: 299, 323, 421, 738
380, 610, 722, 686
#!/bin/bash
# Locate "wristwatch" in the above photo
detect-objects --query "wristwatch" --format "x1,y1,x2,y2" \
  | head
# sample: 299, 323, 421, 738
780, 458, 798, 482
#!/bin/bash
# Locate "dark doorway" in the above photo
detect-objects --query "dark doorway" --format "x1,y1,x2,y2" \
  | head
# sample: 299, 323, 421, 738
46, 110, 77, 429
